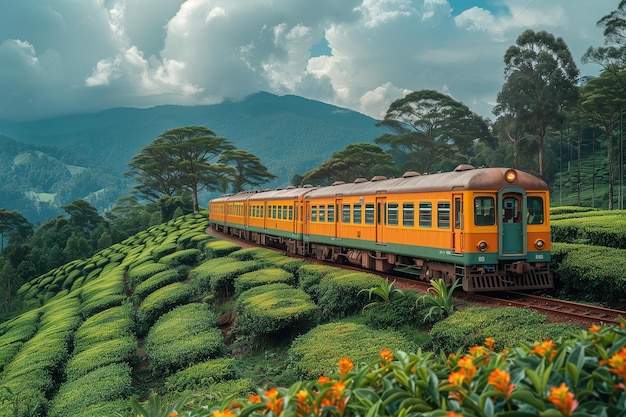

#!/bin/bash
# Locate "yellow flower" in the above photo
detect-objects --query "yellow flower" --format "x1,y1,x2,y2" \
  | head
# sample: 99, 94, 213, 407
264, 388, 284, 415
547, 383, 578, 416
488, 368, 514, 399
338, 357, 354, 376
448, 371, 466, 387
456, 355, 477, 384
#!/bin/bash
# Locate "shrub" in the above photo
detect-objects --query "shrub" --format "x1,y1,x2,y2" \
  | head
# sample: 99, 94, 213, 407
191, 259, 262, 299
204, 240, 242, 258
429, 306, 579, 353
146, 303, 224, 374
235, 283, 319, 342
133, 269, 184, 302
296, 264, 339, 290
159, 248, 201, 268
164, 358, 236, 391
230, 247, 278, 261
287, 321, 415, 379
136, 282, 195, 331
151, 242, 179, 260
47, 363, 133, 417
363, 289, 426, 330
128, 262, 169, 288
313, 271, 385, 320
234, 268, 295, 295
64, 335, 137, 381
73, 305, 134, 353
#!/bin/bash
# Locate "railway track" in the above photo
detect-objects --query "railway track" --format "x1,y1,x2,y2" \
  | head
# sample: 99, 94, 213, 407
207, 228, 626, 328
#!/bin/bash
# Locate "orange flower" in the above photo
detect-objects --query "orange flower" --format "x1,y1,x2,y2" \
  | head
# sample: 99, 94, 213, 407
211, 409, 236, 417
339, 357, 354, 376
608, 347, 626, 379
443, 412, 465, 417
249, 394, 262, 403
547, 383, 578, 416
264, 388, 284, 415
588, 324, 602, 333
168, 413, 178, 417
530, 339, 558, 361
295, 389, 312, 416
379, 349, 394, 362
448, 371, 466, 387
484, 337, 495, 351
456, 355, 477, 383
488, 368, 514, 399
318, 375, 331, 385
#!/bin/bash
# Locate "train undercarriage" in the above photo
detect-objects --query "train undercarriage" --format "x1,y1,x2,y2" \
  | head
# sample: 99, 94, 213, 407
214, 224, 553, 293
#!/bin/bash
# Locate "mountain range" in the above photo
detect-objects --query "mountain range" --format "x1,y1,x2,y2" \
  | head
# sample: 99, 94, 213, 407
0, 92, 388, 225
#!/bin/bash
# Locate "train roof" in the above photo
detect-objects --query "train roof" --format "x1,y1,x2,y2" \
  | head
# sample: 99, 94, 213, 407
304, 166, 548, 199
209, 166, 548, 203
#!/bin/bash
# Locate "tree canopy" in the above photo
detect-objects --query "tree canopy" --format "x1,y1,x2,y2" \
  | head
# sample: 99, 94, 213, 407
299, 143, 398, 186
494, 29, 579, 179
126, 126, 236, 213
375, 90, 492, 174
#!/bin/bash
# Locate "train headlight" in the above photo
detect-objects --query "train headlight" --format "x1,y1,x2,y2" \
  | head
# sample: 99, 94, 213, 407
504, 169, 517, 183
477, 240, 488, 252
534, 239, 545, 249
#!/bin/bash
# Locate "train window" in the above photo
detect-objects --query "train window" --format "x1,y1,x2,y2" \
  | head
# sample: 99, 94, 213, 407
272, 205, 277, 219
319, 206, 326, 222
419, 203, 432, 228
260, 206, 264, 218
388, 203, 399, 226
438, 203, 450, 228
403, 203, 414, 227
365, 204, 375, 224
527, 197, 544, 224
278, 206, 282, 219
327, 205, 334, 222
288, 206, 293, 220
354, 204, 362, 224
342, 205, 351, 223
283, 205, 287, 219
474, 197, 495, 226
311, 206, 317, 222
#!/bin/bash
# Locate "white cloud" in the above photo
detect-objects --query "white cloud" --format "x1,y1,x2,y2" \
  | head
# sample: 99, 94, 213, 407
0, 0, 617, 121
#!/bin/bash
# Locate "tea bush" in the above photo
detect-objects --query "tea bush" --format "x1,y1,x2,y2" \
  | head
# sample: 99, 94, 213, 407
145, 303, 224, 374
63, 335, 137, 381
47, 363, 133, 417
72, 305, 134, 353
235, 283, 319, 341
159, 248, 201, 267
133, 269, 184, 302
205, 239, 242, 258
430, 306, 578, 353
164, 358, 236, 391
136, 282, 195, 331
287, 321, 415, 379
192, 259, 262, 300
234, 268, 295, 295
313, 271, 385, 320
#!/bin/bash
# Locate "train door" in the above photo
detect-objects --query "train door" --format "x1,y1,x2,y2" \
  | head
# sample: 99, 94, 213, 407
335, 199, 342, 238
498, 191, 526, 256
453, 194, 463, 254
376, 197, 386, 244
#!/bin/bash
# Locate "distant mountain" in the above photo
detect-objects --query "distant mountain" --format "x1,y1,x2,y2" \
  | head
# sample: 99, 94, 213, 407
0, 92, 388, 225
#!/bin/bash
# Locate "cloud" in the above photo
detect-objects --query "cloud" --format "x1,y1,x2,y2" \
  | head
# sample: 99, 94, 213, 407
0, 0, 617, 122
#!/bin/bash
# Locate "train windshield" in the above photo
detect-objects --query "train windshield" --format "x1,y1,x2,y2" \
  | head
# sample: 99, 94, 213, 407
474, 196, 495, 226
527, 196, 544, 224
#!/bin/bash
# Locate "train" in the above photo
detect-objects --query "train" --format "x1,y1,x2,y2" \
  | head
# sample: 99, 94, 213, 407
208, 165, 553, 293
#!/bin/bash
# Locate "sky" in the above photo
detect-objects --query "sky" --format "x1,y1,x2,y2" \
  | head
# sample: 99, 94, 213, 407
0, 0, 618, 123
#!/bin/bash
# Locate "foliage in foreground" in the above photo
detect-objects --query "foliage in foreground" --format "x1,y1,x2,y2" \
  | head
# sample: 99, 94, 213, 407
196, 320, 626, 417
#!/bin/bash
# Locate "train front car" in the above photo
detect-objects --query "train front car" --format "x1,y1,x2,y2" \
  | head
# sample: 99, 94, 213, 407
452, 166, 552, 292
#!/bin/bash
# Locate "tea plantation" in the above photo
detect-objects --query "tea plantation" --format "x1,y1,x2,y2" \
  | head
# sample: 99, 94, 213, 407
0, 209, 623, 416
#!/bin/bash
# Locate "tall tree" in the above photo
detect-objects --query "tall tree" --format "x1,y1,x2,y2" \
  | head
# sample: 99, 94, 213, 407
61, 200, 104, 235
494, 29, 579, 179
578, 72, 626, 209
126, 126, 236, 213
300, 143, 398, 186
218, 150, 277, 193
375, 90, 492, 174
0, 209, 33, 251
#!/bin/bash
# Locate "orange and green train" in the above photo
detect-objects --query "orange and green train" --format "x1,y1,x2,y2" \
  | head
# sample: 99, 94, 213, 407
208, 165, 552, 293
